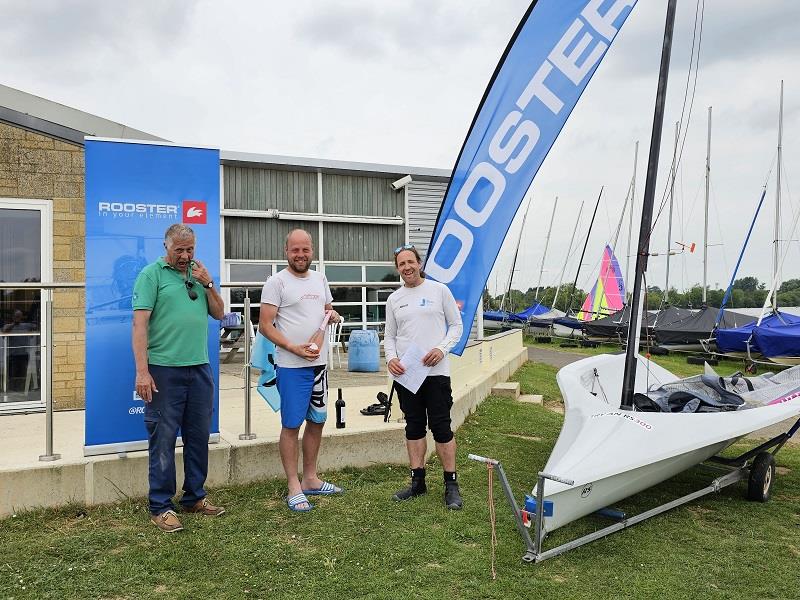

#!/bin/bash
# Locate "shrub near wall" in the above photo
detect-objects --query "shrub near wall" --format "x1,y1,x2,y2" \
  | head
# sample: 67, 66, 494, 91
0, 121, 86, 409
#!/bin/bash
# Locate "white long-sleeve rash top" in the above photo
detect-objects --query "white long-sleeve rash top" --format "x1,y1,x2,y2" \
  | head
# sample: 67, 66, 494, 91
384, 278, 463, 377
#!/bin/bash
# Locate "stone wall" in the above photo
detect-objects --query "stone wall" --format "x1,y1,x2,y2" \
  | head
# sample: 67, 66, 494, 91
0, 121, 85, 409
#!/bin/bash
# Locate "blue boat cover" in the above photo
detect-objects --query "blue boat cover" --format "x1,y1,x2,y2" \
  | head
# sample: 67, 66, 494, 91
484, 302, 550, 323
751, 320, 800, 358
716, 311, 800, 354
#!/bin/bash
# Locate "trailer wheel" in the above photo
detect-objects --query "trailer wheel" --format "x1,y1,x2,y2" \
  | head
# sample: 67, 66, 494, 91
747, 452, 776, 502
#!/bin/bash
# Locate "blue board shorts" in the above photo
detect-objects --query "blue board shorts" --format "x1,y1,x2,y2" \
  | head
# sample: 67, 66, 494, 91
276, 364, 328, 428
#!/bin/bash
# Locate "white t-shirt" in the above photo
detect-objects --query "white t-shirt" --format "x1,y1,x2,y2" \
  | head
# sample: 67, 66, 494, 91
260, 269, 333, 368
384, 279, 463, 377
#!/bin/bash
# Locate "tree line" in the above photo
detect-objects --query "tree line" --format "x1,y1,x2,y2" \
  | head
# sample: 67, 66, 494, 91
487, 276, 800, 314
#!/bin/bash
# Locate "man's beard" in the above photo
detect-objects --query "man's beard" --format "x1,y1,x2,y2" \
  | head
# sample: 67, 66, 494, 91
289, 258, 310, 274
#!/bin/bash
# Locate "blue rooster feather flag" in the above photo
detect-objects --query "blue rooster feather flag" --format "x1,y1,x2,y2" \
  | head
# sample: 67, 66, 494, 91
425, 0, 637, 354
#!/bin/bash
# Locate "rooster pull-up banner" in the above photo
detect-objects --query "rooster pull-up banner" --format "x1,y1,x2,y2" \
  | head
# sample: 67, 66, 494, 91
84, 139, 220, 455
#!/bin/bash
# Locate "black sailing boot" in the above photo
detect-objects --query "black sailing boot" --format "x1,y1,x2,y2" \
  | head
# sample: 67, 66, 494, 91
393, 468, 427, 501
444, 471, 462, 510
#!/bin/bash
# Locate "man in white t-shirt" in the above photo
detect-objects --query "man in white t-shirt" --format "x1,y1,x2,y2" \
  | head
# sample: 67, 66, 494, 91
385, 245, 464, 509
259, 229, 342, 512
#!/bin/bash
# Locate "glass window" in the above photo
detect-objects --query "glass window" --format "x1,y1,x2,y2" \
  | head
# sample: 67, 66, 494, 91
1, 207, 43, 405
333, 304, 363, 323
366, 265, 398, 283
331, 286, 361, 303
325, 265, 362, 282
0, 208, 41, 282
366, 287, 394, 303
231, 287, 262, 305
366, 304, 386, 322
230, 263, 272, 283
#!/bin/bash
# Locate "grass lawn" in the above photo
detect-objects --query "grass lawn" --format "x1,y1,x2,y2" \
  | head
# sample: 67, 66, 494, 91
2, 360, 799, 599
523, 335, 778, 379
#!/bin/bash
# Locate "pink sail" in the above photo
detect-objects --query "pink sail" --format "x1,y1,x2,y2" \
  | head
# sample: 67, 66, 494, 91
577, 245, 626, 321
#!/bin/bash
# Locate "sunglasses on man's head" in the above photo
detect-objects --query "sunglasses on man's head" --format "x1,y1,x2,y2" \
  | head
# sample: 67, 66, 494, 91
393, 243, 415, 256
185, 280, 198, 301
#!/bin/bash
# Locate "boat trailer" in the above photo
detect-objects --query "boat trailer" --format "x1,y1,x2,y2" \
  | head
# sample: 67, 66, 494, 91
469, 417, 800, 564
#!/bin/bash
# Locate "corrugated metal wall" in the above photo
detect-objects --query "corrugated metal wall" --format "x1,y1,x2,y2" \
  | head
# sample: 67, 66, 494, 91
223, 164, 453, 268
323, 174, 403, 217
225, 217, 315, 260
407, 180, 447, 261
324, 222, 404, 262
224, 166, 317, 212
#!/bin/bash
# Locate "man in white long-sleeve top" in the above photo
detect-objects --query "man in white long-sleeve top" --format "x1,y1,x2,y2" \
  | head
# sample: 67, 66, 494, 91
384, 244, 464, 509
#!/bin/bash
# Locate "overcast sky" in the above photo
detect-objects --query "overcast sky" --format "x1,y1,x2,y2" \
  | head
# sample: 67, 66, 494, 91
2, 0, 798, 298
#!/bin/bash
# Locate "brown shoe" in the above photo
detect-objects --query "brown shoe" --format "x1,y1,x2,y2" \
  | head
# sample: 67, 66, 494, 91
150, 510, 184, 533
184, 497, 226, 516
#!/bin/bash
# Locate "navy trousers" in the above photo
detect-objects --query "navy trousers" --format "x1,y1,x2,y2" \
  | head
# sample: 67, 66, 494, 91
145, 363, 214, 515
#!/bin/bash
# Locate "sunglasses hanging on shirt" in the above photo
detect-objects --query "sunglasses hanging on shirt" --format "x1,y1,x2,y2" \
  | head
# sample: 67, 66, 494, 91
185, 280, 198, 301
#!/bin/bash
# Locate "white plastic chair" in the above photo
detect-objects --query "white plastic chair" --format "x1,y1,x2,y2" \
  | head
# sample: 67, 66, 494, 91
328, 321, 343, 369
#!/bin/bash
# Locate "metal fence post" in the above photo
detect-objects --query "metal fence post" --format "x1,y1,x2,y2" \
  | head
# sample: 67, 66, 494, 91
239, 293, 256, 440
39, 289, 61, 462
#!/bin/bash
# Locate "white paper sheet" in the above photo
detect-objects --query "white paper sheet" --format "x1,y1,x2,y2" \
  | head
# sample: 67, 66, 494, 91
392, 342, 431, 394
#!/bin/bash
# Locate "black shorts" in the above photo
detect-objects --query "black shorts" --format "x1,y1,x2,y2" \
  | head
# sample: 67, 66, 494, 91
396, 375, 454, 443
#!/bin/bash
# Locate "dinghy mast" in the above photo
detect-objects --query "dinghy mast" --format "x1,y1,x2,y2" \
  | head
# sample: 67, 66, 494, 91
566, 187, 603, 315
625, 141, 639, 302
772, 80, 784, 314
535, 196, 559, 301
702, 106, 711, 305
664, 121, 679, 304
620, 0, 678, 411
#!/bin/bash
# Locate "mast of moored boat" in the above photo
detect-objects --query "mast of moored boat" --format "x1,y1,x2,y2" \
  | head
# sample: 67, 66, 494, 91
535, 196, 559, 301
625, 141, 639, 302
499, 194, 533, 315
553, 200, 584, 311
664, 121, 679, 304
620, 0, 678, 411
566, 187, 603, 316
702, 106, 711, 305
772, 80, 784, 314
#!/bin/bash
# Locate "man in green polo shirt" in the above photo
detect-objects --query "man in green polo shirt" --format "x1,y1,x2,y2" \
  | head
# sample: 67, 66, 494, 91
132, 223, 225, 533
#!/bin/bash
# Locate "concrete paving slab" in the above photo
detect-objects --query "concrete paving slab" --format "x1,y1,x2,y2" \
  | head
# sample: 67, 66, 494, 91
518, 394, 543, 405
491, 382, 520, 398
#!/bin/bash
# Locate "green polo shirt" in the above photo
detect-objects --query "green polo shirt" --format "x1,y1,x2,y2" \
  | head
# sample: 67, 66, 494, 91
132, 258, 210, 366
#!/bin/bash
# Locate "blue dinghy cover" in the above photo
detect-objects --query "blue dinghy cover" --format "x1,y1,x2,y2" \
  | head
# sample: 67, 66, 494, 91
752, 321, 800, 359
717, 311, 800, 355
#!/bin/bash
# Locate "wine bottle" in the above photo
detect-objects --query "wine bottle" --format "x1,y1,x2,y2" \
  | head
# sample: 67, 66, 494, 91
335, 388, 346, 429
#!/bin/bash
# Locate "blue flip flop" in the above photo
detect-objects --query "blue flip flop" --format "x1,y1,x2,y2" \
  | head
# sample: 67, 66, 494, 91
302, 481, 344, 496
286, 492, 314, 512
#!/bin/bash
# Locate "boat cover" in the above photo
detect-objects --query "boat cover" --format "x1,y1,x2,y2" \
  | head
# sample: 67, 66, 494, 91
716, 311, 800, 354
752, 322, 800, 359
527, 308, 566, 327
484, 302, 550, 323
553, 315, 585, 332
483, 310, 523, 323
583, 305, 688, 340
654, 306, 751, 346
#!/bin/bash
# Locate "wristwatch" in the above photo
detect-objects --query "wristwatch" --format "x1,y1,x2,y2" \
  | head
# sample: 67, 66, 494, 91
205, 281, 214, 289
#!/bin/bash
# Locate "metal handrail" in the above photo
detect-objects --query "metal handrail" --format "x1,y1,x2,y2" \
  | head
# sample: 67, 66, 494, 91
0, 281, 84, 461
0, 279, 400, 458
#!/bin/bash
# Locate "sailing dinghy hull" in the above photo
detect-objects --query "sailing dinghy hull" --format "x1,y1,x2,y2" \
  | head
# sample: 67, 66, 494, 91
540, 352, 800, 532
